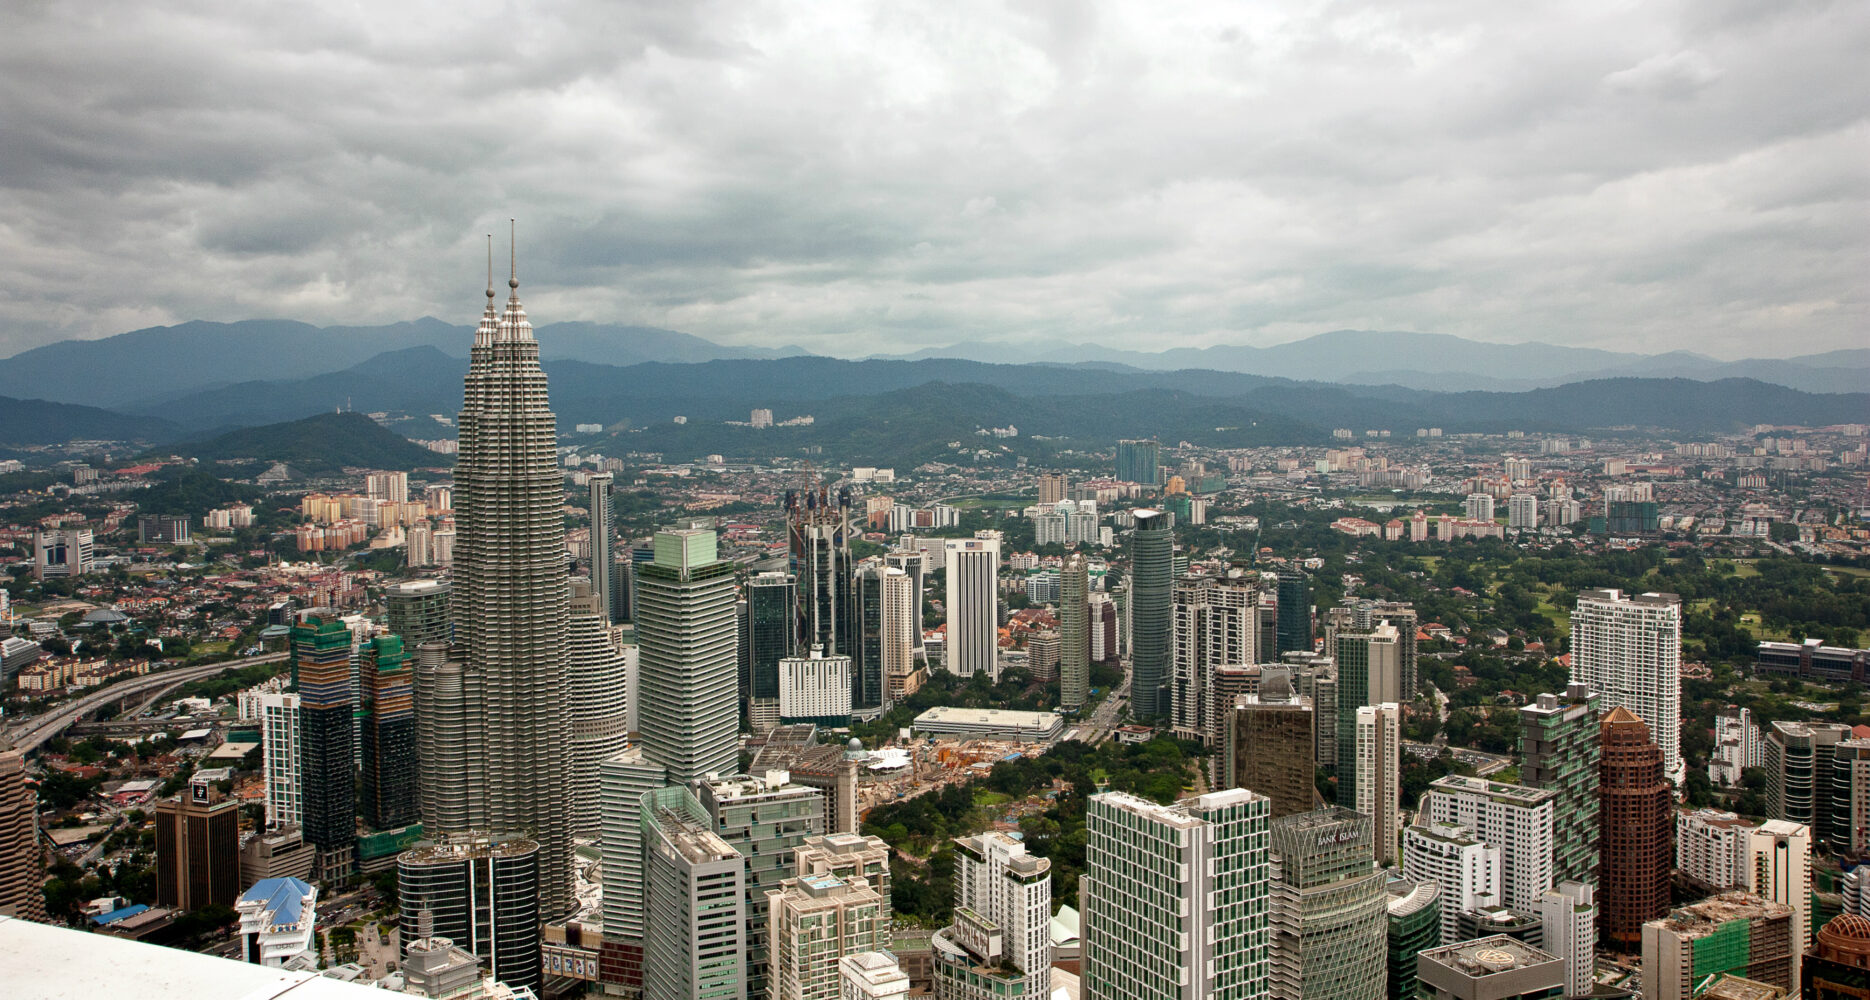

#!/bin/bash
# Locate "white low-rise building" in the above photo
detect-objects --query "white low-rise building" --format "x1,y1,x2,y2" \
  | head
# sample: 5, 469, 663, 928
912, 707, 1064, 743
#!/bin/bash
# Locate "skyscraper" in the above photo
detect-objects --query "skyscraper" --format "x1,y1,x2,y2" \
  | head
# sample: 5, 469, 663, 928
1, 745, 48, 921
850, 565, 888, 713
768, 872, 890, 1000
1129, 510, 1172, 718
258, 692, 302, 829
789, 485, 856, 657
884, 548, 929, 659
1274, 569, 1312, 656
642, 785, 748, 1000
1170, 569, 1258, 747
1334, 621, 1400, 811
943, 532, 1002, 680
1402, 821, 1502, 944
1417, 775, 1555, 915
292, 615, 355, 880
1570, 589, 1682, 781
412, 641, 485, 835
383, 579, 452, 650
1765, 720, 1853, 839
1534, 881, 1598, 999
636, 528, 740, 784
598, 746, 668, 995
1268, 808, 1387, 1000
746, 571, 800, 733
1355, 703, 1402, 866
1324, 600, 1416, 698
1599, 707, 1673, 951
1385, 876, 1441, 1000
1058, 554, 1090, 710
933, 833, 1051, 1000
1225, 669, 1317, 819
697, 771, 827, 1000
452, 245, 573, 913
879, 567, 918, 703
358, 635, 417, 831
589, 472, 616, 623
567, 579, 630, 839
1115, 438, 1163, 486
1520, 684, 1601, 886
1081, 788, 1271, 1000
398, 835, 543, 996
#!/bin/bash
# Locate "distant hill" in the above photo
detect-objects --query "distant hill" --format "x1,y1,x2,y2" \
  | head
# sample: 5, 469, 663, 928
0, 395, 178, 446
135, 466, 264, 516
162, 412, 449, 474
0, 318, 811, 408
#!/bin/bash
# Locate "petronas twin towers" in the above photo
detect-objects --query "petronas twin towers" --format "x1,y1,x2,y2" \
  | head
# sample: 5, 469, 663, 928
452, 235, 573, 915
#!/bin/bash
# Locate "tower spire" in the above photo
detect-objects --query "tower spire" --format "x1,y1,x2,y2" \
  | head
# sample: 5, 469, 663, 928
486, 235, 494, 302
509, 218, 518, 291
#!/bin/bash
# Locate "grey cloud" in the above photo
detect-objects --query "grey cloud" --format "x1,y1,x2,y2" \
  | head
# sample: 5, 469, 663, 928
0, 0, 1864, 362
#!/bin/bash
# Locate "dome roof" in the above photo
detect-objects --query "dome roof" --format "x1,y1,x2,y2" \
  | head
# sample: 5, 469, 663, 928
1825, 913, 1870, 939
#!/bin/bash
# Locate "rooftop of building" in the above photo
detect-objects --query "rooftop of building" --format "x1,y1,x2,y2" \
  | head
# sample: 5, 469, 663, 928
1426, 774, 1559, 806
1094, 787, 1267, 829
915, 706, 1062, 728
1652, 892, 1792, 936
1682, 809, 1756, 830
0, 915, 382, 999
238, 876, 315, 929
399, 834, 539, 866
1386, 876, 1441, 917
1697, 974, 1788, 1000
653, 807, 742, 865
1418, 935, 1561, 978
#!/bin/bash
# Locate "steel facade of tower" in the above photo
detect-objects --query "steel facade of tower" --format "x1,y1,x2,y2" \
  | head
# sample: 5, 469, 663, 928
747, 571, 800, 729
589, 472, 616, 623
359, 635, 418, 831
1129, 510, 1173, 719
384, 579, 452, 651
452, 251, 574, 914
851, 565, 888, 712
292, 616, 356, 879
1275, 570, 1312, 655
1058, 554, 1090, 710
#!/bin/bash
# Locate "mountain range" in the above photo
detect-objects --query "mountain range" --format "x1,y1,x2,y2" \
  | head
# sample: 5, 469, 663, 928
1, 321, 1863, 409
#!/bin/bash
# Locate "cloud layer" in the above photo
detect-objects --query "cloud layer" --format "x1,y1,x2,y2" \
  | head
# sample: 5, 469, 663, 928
2, 0, 1865, 359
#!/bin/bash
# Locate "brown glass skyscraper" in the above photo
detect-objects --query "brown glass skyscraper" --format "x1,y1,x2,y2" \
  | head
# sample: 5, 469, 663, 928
454, 237, 572, 915
1599, 707, 1672, 951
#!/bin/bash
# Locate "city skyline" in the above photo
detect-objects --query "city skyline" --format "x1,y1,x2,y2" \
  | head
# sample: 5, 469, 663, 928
3, 2, 1863, 359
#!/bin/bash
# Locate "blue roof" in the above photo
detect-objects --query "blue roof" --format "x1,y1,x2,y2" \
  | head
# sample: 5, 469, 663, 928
241, 876, 312, 926
91, 904, 149, 925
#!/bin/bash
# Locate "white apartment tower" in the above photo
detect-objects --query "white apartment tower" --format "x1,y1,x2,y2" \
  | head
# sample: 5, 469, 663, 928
1570, 589, 1683, 780
1354, 703, 1402, 866
1417, 775, 1556, 914
1534, 881, 1598, 998
1082, 788, 1272, 1000
934, 832, 1050, 1000
259, 692, 302, 829
944, 533, 1002, 680
1170, 570, 1259, 749
1507, 494, 1541, 530
1402, 822, 1502, 945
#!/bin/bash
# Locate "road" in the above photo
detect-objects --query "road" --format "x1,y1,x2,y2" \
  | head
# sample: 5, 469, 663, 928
3, 652, 290, 754
1077, 668, 1132, 744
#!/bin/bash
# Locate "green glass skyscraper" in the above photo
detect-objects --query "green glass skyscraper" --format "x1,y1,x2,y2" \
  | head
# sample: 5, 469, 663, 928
1520, 683, 1601, 886
1115, 438, 1163, 486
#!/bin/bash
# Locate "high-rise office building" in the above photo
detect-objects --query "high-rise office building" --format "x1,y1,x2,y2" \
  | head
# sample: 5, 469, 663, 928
1355, 703, 1402, 866
1519, 684, 1600, 887
1267, 808, 1387, 1000
1765, 721, 1853, 840
768, 872, 890, 1000
943, 532, 1002, 680
1170, 569, 1259, 747
884, 548, 929, 658
1274, 570, 1312, 656
384, 579, 452, 650
697, 771, 826, 1000
1830, 739, 1870, 853
1225, 669, 1317, 819
568, 579, 630, 839
359, 635, 417, 831
411, 641, 486, 835
1333, 621, 1400, 811
849, 565, 888, 713
747, 571, 801, 733
879, 567, 918, 704
1385, 876, 1441, 1000
0, 746, 47, 921
1115, 439, 1163, 486
1058, 554, 1090, 710
452, 251, 574, 914
1748, 820, 1812, 984
1323, 600, 1417, 698
933, 833, 1051, 1000
636, 528, 740, 784
1129, 510, 1173, 718
399, 834, 543, 996
1418, 775, 1555, 915
598, 746, 668, 995
589, 472, 617, 623
33, 527, 95, 579
1569, 589, 1682, 781
1641, 892, 1796, 1000
258, 692, 302, 829
642, 785, 748, 1000
160, 778, 247, 912
1081, 788, 1271, 1000
1599, 707, 1673, 951
292, 615, 355, 880
789, 486, 856, 658
1534, 881, 1598, 998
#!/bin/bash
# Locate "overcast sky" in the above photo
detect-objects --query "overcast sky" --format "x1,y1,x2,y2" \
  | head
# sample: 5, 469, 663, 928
3, 0, 1864, 360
